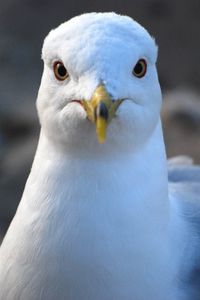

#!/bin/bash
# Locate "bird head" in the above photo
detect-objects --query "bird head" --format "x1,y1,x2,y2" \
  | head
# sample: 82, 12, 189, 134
37, 13, 162, 154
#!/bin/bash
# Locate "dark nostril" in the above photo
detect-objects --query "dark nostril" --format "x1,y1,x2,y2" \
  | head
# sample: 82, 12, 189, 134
95, 102, 109, 121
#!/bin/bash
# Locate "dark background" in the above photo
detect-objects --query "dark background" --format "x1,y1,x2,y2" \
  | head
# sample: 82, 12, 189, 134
0, 0, 200, 240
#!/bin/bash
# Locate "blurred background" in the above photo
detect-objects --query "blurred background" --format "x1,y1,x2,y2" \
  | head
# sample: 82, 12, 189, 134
0, 0, 200, 241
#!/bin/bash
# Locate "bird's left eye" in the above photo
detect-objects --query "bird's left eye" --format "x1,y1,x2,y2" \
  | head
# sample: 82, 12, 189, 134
132, 59, 147, 78
53, 61, 69, 81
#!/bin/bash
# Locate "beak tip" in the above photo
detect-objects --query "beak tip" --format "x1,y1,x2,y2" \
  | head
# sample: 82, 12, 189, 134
98, 137, 106, 144
96, 116, 107, 144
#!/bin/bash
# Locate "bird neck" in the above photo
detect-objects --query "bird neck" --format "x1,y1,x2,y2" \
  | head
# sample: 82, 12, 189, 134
30, 119, 169, 228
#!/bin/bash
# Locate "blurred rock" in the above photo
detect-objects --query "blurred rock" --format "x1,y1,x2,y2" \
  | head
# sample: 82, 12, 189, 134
0, 136, 38, 233
162, 89, 200, 163
0, 99, 39, 237
0, 103, 38, 142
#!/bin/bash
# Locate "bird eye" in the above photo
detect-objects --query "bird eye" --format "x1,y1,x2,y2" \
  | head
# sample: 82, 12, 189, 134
132, 59, 147, 78
53, 61, 69, 81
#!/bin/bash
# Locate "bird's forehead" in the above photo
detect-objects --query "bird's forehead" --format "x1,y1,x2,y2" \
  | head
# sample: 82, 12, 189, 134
42, 13, 157, 71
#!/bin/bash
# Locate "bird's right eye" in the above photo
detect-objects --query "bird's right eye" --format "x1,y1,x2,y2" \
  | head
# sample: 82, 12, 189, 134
53, 61, 69, 81
132, 59, 147, 78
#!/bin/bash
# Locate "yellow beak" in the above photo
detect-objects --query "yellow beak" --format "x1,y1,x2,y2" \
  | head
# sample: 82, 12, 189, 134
81, 85, 122, 143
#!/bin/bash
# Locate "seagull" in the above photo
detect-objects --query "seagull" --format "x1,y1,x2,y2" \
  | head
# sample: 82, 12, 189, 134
0, 12, 200, 300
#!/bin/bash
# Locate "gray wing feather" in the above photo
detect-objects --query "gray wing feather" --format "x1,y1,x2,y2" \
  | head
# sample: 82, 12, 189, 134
168, 157, 200, 299
169, 166, 200, 184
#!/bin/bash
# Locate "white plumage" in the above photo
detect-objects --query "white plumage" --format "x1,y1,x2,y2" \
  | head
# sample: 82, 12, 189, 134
0, 12, 200, 300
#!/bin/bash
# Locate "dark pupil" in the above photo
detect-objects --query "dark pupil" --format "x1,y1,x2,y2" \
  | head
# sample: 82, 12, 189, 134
134, 62, 143, 74
58, 64, 66, 77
